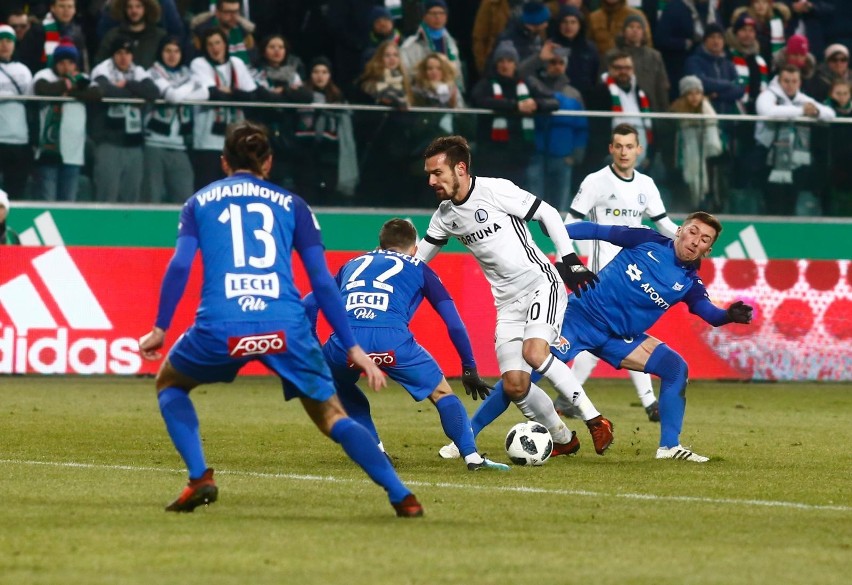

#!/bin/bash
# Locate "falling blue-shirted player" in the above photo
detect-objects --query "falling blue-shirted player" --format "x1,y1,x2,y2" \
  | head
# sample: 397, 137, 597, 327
440, 211, 753, 462
138, 121, 424, 517
304, 218, 510, 471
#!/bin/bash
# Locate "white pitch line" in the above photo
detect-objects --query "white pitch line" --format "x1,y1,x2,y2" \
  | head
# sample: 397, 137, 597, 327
1, 459, 849, 513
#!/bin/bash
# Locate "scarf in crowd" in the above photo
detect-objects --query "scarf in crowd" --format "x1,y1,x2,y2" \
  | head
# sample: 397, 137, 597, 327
765, 89, 811, 184
491, 79, 534, 142
209, 58, 241, 127
418, 23, 459, 65
605, 74, 653, 145
674, 98, 722, 206
296, 90, 340, 141
731, 50, 768, 107
41, 13, 61, 66
148, 62, 193, 137
211, 17, 249, 64
385, 0, 402, 20
768, 12, 786, 56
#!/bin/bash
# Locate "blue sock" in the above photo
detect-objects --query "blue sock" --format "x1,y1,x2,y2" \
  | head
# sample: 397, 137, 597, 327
330, 418, 410, 504
470, 379, 513, 437
335, 381, 381, 445
644, 345, 688, 448
435, 394, 477, 457
158, 387, 207, 479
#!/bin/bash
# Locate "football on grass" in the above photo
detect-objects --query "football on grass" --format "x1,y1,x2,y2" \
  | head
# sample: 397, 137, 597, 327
505, 421, 553, 466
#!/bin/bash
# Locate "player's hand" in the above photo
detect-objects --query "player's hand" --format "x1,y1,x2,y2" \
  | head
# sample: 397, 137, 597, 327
727, 300, 754, 324
557, 253, 599, 298
138, 327, 166, 361
348, 346, 388, 392
461, 367, 492, 400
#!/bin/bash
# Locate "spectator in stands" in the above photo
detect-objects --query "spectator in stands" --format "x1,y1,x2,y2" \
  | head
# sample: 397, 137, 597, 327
327, 0, 385, 100
144, 36, 205, 203
656, 0, 721, 101
400, 1, 464, 93
189, 27, 258, 190
546, 4, 599, 101
524, 45, 589, 211
0, 188, 20, 245
40, 0, 88, 71
411, 51, 464, 108
357, 39, 411, 109
97, 0, 184, 44
730, 0, 792, 69
8, 10, 43, 74
191, 0, 255, 64
786, 0, 833, 61
755, 63, 834, 215
817, 78, 852, 216
493, 1, 551, 68
608, 13, 670, 111
685, 22, 745, 114
361, 6, 401, 67
294, 56, 359, 204
586, 51, 654, 171
30, 41, 100, 202
587, 0, 652, 57
471, 40, 559, 185
90, 35, 159, 202
669, 75, 723, 208
726, 12, 769, 114
472, 0, 512, 78
772, 34, 816, 83
0, 24, 33, 200
251, 34, 313, 189
96, 0, 167, 69
807, 43, 850, 103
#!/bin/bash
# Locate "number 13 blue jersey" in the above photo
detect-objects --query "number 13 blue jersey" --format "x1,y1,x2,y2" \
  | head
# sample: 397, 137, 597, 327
177, 172, 322, 324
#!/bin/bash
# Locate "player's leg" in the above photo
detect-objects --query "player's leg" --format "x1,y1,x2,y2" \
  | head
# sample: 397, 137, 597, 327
429, 381, 509, 471
628, 370, 660, 422
522, 285, 613, 454
301, 394, 422, 515
322, 340, 382, 447
553, 351, 599, 419
621, 337, 707, 462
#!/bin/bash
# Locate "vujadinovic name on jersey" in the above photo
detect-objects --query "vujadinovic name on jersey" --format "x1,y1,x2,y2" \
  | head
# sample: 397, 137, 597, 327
194, 181, 294, 209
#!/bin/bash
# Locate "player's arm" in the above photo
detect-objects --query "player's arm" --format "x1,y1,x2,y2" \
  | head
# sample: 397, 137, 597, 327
301, 268, 342, 334
139, 234, 198, 360
568, 222, 670, 248
643, 182, 678, 239
682, 278, 753, 326
421, 266, 491, 400
651, 214, 679, 239
415, 213, 449, 263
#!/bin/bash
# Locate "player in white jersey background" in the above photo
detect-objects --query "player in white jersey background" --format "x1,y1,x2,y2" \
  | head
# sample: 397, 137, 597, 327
556, 123, 679, 422
417, 135, 615, 457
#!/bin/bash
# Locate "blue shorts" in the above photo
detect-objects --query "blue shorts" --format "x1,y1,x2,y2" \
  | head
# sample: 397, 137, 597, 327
168, 319, 335, 402
549, 305, 648, 369
323, 327, 444, 402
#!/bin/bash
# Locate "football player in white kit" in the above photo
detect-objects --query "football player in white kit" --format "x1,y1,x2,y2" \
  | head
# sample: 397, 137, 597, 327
556, 123, 679, 422
417, 135, 615, 457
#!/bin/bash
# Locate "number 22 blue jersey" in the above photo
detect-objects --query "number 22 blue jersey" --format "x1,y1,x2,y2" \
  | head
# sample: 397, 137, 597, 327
177, 172, 322, 324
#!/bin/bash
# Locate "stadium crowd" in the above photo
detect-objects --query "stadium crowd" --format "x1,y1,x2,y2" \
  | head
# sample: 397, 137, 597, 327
0, 0, 851, 215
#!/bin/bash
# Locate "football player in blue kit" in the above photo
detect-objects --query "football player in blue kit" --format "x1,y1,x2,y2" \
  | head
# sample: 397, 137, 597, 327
304, 218, 510, 471
450, 211, 753, 462
138, 121, 423, 517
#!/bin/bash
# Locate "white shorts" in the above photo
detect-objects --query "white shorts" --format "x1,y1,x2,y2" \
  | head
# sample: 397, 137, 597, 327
494, 280, 567, 374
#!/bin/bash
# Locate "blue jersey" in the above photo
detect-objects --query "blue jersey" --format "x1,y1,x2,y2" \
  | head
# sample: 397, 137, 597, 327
177, 172, 321, 324
335, 249, 451, 330
567, 223, 723, 337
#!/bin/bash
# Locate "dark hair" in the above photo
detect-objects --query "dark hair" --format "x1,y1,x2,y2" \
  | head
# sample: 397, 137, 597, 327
607, 50, 632, 67
258, 33, 288, 65
306, 56, 343, 103
683, 211, 722, 244
423, 135, 471, 170
111, 0, 161, 26
223, 121, 272, 177
157, 35, 183, 65
200, 28, 228, 60
779, 63, 801, 77
611, 123, 639, 142
217, 0, 240, 8
379, 218, 418, 251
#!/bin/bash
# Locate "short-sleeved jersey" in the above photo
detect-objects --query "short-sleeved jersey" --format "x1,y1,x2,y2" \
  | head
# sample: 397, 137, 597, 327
177, 172, 322, 324
570, 165, 668, 271
569, 225, 710, 337
335, 249, 451, 329
423, 176, 560, 308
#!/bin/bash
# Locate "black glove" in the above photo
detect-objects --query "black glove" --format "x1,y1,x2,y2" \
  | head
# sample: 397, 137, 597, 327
461, 367, 492, 400
727, 300, 753, 324
556, 253, 599, 298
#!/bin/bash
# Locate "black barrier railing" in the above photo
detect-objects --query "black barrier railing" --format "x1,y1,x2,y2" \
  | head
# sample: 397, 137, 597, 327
1, 95, 850, 217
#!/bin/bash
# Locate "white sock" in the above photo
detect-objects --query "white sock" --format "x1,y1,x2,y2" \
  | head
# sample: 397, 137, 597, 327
571, 351, 599, 384
514, 382, 572, 443
629, 371, 657, 407
464, 453, 484, 465
377, 441, 386, 453
537, 355, 601, 421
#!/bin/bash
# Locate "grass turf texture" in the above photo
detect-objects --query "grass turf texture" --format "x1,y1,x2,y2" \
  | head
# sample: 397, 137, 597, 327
1, 376, 849, 585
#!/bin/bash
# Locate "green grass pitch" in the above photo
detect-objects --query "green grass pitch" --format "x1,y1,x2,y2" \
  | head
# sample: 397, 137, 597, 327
1, 376, 850, 585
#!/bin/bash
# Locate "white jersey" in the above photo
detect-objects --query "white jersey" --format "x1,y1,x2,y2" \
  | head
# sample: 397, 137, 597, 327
422, 176, 561, 308
569, 165, 669, 271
